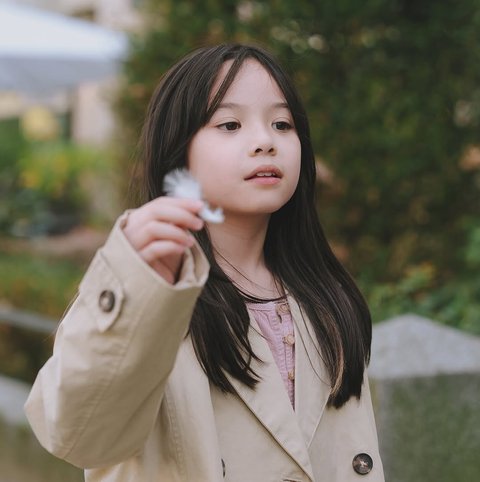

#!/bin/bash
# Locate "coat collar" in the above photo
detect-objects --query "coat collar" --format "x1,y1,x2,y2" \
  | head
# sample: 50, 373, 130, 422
224, 296, 332, 481
288, 295, 331, 446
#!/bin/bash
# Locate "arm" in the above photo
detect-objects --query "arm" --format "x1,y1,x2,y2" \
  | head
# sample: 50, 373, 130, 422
24, 209, 209, 469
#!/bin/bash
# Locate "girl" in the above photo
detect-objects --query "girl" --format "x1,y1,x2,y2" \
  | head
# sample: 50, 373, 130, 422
25, 44, 384, 482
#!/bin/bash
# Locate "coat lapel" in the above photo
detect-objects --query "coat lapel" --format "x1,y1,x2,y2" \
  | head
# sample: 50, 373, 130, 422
288, 295, 331, 447
225, 314, 315, 481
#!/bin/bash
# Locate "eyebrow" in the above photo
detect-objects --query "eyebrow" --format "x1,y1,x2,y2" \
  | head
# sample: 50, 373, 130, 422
216, 102, 290, 111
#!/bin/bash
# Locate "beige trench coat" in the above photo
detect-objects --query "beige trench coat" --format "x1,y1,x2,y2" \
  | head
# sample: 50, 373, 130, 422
25, 212, 384, 482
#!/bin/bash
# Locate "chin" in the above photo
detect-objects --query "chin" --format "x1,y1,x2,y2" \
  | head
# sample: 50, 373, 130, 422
246, 204, 286, 215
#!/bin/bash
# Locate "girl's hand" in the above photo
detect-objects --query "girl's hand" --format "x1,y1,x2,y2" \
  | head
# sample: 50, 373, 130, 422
122, 197, 205, 284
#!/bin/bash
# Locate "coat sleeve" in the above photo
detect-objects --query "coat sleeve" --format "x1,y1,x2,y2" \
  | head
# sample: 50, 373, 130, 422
24, 211, 209, 469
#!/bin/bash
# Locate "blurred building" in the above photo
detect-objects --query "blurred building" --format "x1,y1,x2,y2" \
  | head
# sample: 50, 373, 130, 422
0, 0, 142, 146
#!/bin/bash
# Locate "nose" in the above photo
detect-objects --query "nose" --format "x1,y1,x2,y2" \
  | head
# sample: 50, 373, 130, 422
252, 145, 276, 155
249, 127, 277, 157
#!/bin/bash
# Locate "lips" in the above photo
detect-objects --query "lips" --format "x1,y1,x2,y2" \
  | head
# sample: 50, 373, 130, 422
245, 165, 282, 180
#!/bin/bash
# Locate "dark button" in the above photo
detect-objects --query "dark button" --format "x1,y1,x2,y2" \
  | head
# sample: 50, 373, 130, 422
352, 453, 373, 475
98, 290, 115, 313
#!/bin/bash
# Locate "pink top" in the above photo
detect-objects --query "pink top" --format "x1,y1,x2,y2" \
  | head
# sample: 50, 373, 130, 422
247, 299, 295, 407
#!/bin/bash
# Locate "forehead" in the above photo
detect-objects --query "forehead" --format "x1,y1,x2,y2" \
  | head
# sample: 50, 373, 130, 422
210, 58, 286, 103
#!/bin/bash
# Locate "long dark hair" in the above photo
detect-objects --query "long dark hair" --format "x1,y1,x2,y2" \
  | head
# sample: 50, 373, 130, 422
136, 44, 371, 408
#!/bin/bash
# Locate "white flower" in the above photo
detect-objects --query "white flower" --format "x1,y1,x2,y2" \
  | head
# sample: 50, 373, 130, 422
163, 169, 224, 224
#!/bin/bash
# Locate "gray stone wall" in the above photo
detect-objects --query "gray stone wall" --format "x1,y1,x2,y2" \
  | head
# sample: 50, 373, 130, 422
372, 374, 480, 482
370, 315, 480, 482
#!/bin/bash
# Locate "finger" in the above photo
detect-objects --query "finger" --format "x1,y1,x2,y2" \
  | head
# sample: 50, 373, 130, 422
147, 197, 207, 227
132, 221, 195, 251
148, 196, 205, 215
139, 240, 187, 265
151, 203, 205, 230
149, 259, 178, 285
129, 203, 205, 232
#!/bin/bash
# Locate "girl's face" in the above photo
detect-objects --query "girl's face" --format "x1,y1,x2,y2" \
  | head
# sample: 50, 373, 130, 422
188, 59, 301, 221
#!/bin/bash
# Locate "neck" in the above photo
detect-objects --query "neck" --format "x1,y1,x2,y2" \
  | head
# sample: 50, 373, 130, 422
207, 213, 280, 298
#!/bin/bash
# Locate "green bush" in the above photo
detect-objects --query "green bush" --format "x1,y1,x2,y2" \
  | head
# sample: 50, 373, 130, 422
0, 251, 83, 317
114, 0, 480, 333
2, 140, 113, 236
361, 222, 480, 333
0, 118, 28, 232
0, 250, 86, 383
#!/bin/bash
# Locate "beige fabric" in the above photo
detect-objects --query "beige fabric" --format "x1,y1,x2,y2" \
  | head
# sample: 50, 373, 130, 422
25, 212, 385, 482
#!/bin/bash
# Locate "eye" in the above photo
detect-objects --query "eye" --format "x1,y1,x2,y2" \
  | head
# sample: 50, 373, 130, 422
218, 121, 241, 131
273, 121, 293, 131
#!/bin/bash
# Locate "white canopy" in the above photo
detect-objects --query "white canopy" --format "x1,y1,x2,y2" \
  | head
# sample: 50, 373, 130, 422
0, 1, 128, 93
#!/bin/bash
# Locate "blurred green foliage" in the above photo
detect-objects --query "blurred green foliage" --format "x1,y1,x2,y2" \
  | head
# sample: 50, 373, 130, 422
0, 251, 82, 317
0, 250, 85, 383
0, 118, 28, 230
0, 117, 113, 237
114, 0, 480, 332
0, 119, 112, 382
13, 141, 111, 236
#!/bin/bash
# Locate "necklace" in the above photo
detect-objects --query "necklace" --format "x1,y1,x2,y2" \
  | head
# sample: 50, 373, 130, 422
237, 288, 287, 304
214, 248, 284, 302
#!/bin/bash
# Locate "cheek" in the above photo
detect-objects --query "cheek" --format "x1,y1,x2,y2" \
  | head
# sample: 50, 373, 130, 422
200, 168, 232, 200
188, 130, 223, 167
187, 144, 223, 201
291, 141, 302, 184
188, 134, 232, 182
187, 137, 211, 184
186, 137, 200, 173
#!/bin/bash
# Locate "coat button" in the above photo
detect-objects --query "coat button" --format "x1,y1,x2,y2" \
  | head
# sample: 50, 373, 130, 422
98, 290, 115, 313
352, 453, 373, 475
